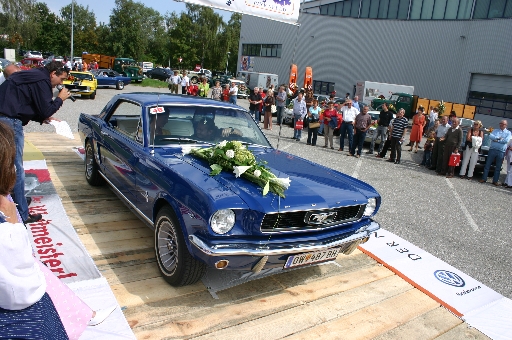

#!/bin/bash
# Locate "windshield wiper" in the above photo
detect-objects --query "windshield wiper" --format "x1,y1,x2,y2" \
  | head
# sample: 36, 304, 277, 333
239, 141, 271, 148
157, 137, 213, 145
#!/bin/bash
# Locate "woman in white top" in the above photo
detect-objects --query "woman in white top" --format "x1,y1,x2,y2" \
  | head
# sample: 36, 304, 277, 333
459, 120, 484, 180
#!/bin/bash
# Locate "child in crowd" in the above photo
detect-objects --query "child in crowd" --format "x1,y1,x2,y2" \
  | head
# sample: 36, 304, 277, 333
446, 148, 461, 178
420, 131, 435, 167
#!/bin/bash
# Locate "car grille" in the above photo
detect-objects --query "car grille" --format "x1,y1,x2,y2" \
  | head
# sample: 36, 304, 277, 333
261, 205, 365, 232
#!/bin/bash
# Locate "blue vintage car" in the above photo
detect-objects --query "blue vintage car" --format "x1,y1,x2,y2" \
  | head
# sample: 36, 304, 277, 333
78, 93, 381, 286
91, 69, 132, 90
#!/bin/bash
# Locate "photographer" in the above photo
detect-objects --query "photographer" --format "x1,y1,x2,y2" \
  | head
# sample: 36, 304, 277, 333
0, 61, 71, 224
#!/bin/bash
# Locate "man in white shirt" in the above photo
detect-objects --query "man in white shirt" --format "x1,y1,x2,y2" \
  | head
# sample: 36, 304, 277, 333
180, 71, 189, 95
338, 99, 359, 152
168, 71, 181, 94
229, 82, 238, 105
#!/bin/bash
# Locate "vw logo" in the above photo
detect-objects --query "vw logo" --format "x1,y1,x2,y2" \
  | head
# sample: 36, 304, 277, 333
434, 270, 465, 287
306, 211, 337, 225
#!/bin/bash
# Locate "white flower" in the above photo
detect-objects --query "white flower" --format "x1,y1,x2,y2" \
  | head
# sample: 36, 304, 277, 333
182, 146, 199, 155
233, 166, 252, 178
218, 140, 228, 148
226, 149, 235, 158
272, 177, 291, 189
253, 169, 261, 178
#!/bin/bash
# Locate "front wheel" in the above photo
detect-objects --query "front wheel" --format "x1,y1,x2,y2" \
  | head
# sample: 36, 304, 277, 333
155, 206, 206, 286
85, 141, 104, 186
89, 91, 96, 100
116, 81, 124, 90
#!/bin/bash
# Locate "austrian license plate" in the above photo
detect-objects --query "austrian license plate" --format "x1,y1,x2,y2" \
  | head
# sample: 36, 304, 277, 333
284, 248, 340, 269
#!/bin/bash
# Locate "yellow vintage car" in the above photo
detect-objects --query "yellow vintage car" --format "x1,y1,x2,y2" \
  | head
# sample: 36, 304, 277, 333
63, 71, 98, 100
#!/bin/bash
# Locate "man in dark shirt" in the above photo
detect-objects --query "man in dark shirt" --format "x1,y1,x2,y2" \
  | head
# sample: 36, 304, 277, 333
367, 102, 394, 155
0, 61, 71, 223
349, 106, 372, 158
248, 87, 262, 123
439, 117, 463, 176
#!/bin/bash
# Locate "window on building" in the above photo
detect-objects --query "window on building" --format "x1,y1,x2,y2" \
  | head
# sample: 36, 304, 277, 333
421, 0, 435, 19
369, 0, 380, 18
444, 0, 460, 19
457, 0, 473, 19
351, 0, 361, 17
432, 0, 447, 18
468, 91, 512, 118
241, 44, 281, 58
379, 0, 390, 17
409, 0, 423, 19
360, 0, 371, 17
397, 0, 411, 18
488, 0, 507, 18
313, 80, 336, 95
474, 0, 491, 18
343, 0, 353, 16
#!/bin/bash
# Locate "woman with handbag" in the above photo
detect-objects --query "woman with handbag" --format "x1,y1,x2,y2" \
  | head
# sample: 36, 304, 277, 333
307, 99, 321, 146
459, 121, 484, 180
263, 89, 275, 130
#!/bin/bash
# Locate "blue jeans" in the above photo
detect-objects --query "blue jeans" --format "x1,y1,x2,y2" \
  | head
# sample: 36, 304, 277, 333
318, 122, 324, 134
250, 110, 260, 122
482, 148, 505, 183
229, 95, 237, 105
421, 150, 432, 167
276, 106, 284, 125
293, 115, 302, 139
350, 129, 367, 156
339, 122, 354, 151
0, 116, 28, 220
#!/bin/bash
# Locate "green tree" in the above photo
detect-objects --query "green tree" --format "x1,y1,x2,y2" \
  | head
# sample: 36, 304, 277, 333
60, 3, 98, 57
0, 0, 39, 50
32, 3, 65, 55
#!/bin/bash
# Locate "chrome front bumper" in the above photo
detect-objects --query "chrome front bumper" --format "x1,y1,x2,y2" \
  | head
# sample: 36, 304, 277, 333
189, 221, 380, 256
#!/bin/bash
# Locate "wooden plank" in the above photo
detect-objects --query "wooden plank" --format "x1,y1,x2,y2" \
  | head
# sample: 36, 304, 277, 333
74, 220, 146, 235
101, 262, 162, 286
79, 228, 153, 245
284, 289, 439, 340
83, 236, 154, 257
129, 265, 395, 338
435, 322, 490, 340
93, 247, 155, 269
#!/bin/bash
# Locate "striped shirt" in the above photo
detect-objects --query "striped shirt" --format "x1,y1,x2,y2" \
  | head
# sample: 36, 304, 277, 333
391, 117, 408, 138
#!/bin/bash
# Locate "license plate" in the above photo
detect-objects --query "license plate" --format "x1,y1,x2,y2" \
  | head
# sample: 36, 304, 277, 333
479, 157, 485, 162
284, 248, 340, 269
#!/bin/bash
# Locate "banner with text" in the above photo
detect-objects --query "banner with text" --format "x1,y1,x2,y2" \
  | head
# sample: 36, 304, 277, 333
180, 0, 300, 25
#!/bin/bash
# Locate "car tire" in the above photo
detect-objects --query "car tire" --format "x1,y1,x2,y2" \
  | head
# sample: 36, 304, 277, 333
85, 141, 105, 186
155, 206, 206, 286
89, 91, 96, 100
116, 81, 124, 90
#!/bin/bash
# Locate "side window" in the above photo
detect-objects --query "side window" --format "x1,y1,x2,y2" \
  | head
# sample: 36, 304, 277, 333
399, 96, 411, 104
108, 101, 142, 143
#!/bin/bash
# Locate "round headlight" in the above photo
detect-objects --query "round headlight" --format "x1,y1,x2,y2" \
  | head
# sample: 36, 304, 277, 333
363, 198, 377, 217
210, 209, 236, 234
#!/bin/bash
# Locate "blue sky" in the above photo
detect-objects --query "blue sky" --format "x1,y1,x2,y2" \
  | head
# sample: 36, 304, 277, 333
44, 0, 232, 24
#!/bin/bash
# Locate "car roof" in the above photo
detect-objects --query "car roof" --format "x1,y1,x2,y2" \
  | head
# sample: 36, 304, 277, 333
112, 92, 246, 108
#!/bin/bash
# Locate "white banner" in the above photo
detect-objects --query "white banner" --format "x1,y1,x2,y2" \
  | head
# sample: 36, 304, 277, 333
180, 0, 301, 25
359, 229, 502, 317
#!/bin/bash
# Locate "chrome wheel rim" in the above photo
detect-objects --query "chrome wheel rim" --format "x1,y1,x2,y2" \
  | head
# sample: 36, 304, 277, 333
85, 145, 94, 178
119, 81, 124, 89
157, 219, 178, 274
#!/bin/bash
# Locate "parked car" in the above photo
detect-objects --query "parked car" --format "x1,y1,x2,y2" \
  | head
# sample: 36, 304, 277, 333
48, 55, 64, 63
91, 69, 131, 90
365, 110, 396, 144
20, 57, 44, 70
146, 67, 173, 81
78, 94, 381, 287
62, 71, 98, 99
24, 50, 42, 58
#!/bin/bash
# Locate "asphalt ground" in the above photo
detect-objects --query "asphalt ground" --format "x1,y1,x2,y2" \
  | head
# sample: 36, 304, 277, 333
25, 86, 512, 299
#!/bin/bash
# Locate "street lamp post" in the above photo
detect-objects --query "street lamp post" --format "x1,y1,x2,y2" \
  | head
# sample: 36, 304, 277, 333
225, 51, 230, 75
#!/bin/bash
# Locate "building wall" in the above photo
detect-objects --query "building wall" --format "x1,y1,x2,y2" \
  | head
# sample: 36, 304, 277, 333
239, 14, 512, 108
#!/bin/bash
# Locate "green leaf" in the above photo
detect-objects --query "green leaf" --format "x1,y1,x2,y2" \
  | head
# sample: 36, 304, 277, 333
210, 164, 222, 176
262, 181, 269, 196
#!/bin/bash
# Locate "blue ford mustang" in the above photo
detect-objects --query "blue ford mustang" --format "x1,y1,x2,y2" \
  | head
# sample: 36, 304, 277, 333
91, 69, 131, 90
78, 93, 381, 286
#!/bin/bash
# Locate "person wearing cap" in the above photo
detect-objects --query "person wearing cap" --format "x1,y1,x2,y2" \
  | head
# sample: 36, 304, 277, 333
338, 99, 359, 152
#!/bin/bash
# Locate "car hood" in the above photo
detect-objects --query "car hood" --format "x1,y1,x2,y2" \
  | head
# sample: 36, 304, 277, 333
166, 147, 377, 214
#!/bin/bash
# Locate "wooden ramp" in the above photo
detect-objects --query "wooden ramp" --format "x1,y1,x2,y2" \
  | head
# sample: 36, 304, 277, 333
26, 133, 488, 340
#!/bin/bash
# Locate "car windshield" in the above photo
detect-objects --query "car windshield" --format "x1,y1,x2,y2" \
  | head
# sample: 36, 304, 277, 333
369, 113, 380, 120
70, 72, 93, 81
390, 94, 399, 101
146, 105, 271, 147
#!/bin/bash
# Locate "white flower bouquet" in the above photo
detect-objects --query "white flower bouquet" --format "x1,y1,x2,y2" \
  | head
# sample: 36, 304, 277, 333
188, 140, 290, 198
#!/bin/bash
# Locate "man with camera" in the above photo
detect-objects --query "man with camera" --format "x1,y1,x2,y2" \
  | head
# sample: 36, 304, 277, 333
0, 61, 71, 224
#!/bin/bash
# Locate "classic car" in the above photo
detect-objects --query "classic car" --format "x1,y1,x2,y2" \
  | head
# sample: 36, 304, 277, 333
91, 69, 131, 90
78, 93, 381, 286
24, 50, 43, 58
20, 57, 44, 70
146, 67, 173, 81
62, 71, 98, 99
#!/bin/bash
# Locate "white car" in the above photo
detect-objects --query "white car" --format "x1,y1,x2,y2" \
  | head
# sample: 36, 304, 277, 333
365, 110, 396, 144
24, 51, 42, 58
48, 55, 64, 63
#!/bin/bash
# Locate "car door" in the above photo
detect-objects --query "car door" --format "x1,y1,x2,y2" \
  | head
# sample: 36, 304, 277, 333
97, 100, 143, 204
